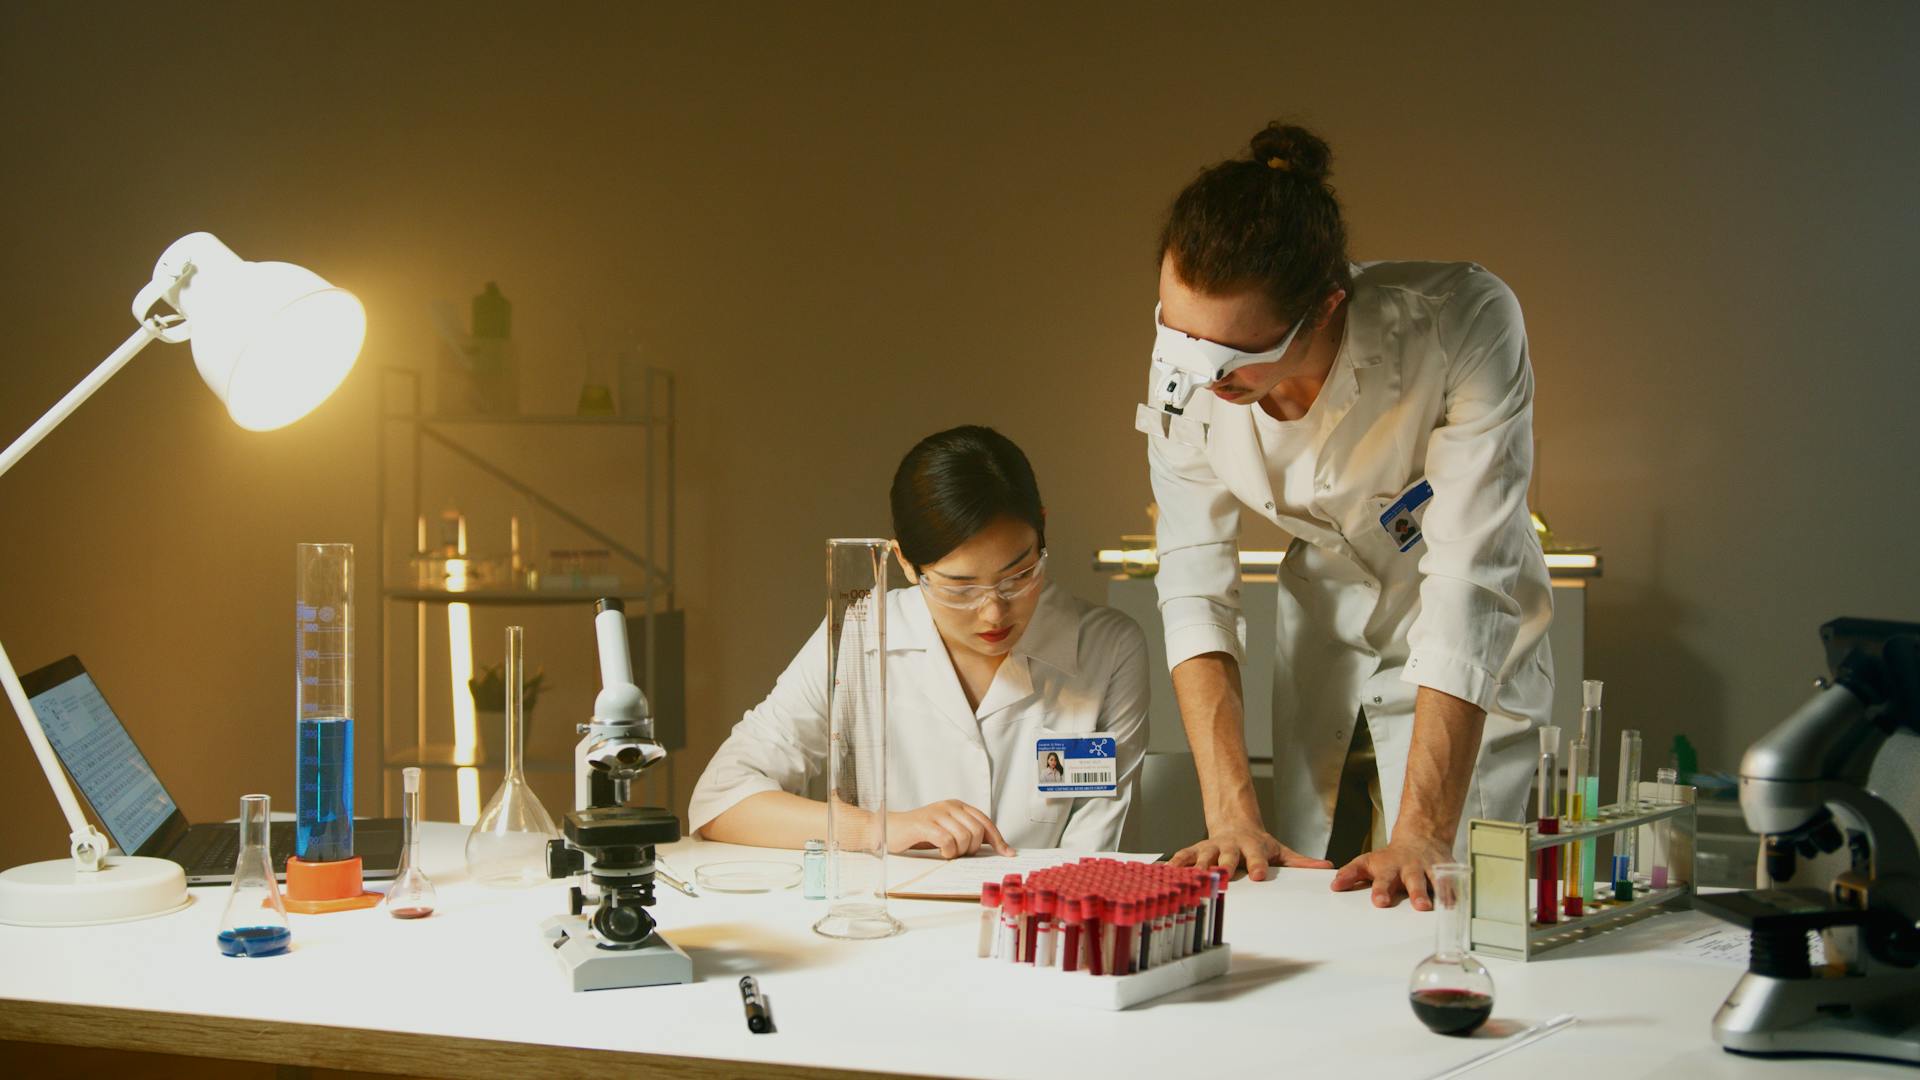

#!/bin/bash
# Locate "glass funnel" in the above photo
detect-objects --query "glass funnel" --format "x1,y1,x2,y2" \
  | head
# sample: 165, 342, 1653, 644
464, 625, 558, 886
216, 794, 292, 957
1409, 863, 1494, 1035
813, 539, 904, 940
386, 767, 438, 918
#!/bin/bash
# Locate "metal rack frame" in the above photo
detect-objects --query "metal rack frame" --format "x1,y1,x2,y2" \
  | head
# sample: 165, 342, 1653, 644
373, 367, 677, 811
1469, 781, 1697, 961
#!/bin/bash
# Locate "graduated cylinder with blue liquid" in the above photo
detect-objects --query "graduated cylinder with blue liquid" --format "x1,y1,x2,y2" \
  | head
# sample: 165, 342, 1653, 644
296, 543, 354, 863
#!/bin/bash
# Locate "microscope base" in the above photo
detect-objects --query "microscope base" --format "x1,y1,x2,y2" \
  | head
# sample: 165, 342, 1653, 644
1713, 966, 1920, 1064
540, 914, 694, 992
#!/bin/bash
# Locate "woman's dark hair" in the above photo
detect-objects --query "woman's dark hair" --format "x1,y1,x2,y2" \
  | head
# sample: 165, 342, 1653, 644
890, 425, 1045, 570
1158, 121, 1352, 324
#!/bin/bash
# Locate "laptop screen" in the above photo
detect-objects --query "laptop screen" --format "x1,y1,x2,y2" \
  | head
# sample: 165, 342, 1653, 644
29, 667, 178, 855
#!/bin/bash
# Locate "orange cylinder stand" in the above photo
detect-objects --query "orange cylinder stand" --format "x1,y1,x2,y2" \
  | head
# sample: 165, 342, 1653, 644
284, 855, 380, 914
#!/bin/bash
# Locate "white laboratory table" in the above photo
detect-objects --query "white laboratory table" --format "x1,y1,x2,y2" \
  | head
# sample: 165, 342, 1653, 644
0, 822, 1906, 1080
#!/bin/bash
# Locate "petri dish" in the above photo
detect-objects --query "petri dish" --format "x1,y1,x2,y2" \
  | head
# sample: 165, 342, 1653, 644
694, 860, 803, 894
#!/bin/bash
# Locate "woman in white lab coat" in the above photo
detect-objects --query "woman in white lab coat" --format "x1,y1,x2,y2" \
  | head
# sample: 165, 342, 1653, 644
690, 426, 1149, 855
1138, 123, 1553, 907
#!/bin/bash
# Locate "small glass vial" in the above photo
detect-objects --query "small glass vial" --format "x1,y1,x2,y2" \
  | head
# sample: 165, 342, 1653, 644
216, 794, 292, 957
386, 767, 438, 919
802, 839, 827, 900
1409, 863, 1494, 1036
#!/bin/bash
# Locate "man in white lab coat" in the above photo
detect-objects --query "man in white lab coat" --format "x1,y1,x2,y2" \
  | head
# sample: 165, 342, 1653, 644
1141, 123, 1553, 909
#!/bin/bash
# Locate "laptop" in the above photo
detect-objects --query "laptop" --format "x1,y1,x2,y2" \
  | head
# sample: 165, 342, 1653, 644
22, 654, 402, 885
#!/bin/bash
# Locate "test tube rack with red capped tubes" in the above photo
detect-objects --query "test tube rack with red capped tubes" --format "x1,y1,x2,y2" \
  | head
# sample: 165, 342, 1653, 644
970, 859, 1233, 1010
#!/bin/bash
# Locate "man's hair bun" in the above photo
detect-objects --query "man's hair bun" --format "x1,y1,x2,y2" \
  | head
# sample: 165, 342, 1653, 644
1248, 122, 1333, 184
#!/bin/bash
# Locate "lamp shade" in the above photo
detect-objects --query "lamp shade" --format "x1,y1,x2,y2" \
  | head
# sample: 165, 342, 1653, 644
136, 232, 366, 431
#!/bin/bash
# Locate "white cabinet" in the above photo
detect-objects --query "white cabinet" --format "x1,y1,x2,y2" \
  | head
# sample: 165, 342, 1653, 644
1106, 575, 1591, 755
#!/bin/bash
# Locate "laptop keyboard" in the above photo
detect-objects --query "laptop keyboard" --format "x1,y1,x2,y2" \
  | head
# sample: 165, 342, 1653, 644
173, 822, 297, 873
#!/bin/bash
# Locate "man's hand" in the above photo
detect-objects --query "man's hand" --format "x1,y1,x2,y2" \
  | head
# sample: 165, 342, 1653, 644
887, 800, 1016, 859
1170, 821, 1334, 881
1329, 833, 1455, 909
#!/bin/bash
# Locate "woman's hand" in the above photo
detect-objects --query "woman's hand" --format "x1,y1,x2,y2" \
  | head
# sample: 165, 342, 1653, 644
888, 800, 1016, 859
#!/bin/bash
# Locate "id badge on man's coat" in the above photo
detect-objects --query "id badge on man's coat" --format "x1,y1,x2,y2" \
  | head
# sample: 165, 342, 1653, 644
1378, 479, 1433, 553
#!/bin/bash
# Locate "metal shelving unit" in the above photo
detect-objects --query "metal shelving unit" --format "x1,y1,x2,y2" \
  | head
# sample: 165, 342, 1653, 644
374, 368, 680, 819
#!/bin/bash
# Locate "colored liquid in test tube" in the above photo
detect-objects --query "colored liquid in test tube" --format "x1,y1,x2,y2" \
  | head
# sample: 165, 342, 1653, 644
1614, 729, 1642, 897
1579, 681, 1603, 905
1535, 726, 1560, 926
1563, 737, 1587, 917
1651, 767, 1676, 889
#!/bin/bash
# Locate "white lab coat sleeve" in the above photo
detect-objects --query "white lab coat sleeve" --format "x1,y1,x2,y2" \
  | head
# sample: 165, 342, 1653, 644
687, 618, 831, 836
1402, 269, 1544, 712
1146, 414, 1247, 669
1057, 610, 1150, 851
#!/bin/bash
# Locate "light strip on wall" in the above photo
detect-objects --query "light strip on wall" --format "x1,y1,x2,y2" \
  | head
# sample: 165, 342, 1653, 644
1094, 548, 1601, 577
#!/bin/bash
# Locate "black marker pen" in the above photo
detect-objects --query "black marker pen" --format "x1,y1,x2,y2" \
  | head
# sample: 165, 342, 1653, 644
740, 976, 771, 1034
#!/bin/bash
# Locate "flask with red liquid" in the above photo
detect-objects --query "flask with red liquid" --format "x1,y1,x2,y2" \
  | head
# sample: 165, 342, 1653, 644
1408, 863, 1494, 1036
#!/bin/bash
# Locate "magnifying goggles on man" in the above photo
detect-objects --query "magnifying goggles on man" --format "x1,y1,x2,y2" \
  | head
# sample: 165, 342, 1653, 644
1147, 303, 1304, 415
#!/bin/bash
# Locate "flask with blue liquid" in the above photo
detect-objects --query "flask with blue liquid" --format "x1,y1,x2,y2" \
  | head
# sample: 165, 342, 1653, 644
216, 794, 291, 957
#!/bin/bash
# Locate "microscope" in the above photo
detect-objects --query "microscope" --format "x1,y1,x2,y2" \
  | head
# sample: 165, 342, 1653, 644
539, 598, 692, 992
1697, 617, 1920, 1062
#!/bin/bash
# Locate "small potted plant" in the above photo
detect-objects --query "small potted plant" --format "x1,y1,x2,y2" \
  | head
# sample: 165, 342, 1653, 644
469, 663, 547, 763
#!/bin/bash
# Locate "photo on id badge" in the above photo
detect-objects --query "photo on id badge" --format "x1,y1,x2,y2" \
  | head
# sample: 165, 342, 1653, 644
1035, 733, 1118, 799
1378, 479, 1434, 554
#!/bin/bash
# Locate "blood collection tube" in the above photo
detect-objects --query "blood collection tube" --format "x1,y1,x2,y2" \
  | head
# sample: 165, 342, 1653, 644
1210, 868, 1229, 946
1171, 886, 1185, 956
1185, 881, 1201, 957
1087, 896, 1107, 976
1134, 895, 1151, 972
1022, 888, 1040, 964
1154, 889, 1170, 967
1062, 897, 1083, 972
1199, 877, 1215, 948
978, 882, 1002, 958
1034, 889, 1058, 967
1002, 886, 1025, 963
1115, 899, 1140, 975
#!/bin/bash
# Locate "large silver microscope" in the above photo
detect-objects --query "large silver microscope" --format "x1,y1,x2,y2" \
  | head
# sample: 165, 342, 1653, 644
539, 598, 693, 992
1697, 617, 1920, 1063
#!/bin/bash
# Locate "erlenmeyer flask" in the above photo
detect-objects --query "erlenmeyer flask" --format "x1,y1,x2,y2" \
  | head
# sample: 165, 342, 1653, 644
1409, 863, 1495, 1035
465, 625, 558, 886
216, 794, 292, 957
386, 767, 438, 918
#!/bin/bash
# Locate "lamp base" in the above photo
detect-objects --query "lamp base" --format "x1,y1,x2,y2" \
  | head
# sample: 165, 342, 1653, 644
0, 855, 191, 927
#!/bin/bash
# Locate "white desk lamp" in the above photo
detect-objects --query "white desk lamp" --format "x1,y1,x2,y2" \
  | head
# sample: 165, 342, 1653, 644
0, 232, 366, 926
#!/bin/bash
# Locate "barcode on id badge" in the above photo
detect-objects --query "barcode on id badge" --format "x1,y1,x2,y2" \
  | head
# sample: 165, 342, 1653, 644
1070, 769, 1114, 784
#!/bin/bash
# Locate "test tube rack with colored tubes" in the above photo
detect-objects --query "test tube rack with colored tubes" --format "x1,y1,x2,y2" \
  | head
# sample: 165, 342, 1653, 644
1466, 778, 1697, 961
969, 859, 1233, 1010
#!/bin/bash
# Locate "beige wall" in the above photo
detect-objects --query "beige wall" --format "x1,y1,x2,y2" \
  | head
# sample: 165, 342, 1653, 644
2, 4, 1916, 867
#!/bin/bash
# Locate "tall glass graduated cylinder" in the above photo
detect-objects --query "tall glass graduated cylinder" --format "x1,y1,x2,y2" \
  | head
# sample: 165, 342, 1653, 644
295, 543, 354, 863
813, 539, 904, 940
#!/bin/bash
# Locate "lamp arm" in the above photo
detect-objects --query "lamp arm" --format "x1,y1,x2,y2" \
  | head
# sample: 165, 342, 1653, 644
0, 641, 107, 871
0, 320, 165, 479
0, 319, 169, 872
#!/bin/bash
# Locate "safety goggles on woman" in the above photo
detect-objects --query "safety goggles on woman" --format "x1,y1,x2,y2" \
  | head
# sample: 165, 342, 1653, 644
918, 550, 1048, 610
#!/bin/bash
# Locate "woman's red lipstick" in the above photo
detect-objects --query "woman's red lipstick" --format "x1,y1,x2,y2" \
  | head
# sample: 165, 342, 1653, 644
978, 627, 1011, 644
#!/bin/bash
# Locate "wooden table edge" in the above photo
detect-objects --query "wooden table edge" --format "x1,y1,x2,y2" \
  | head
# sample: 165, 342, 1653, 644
0, 997, 937, 1080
